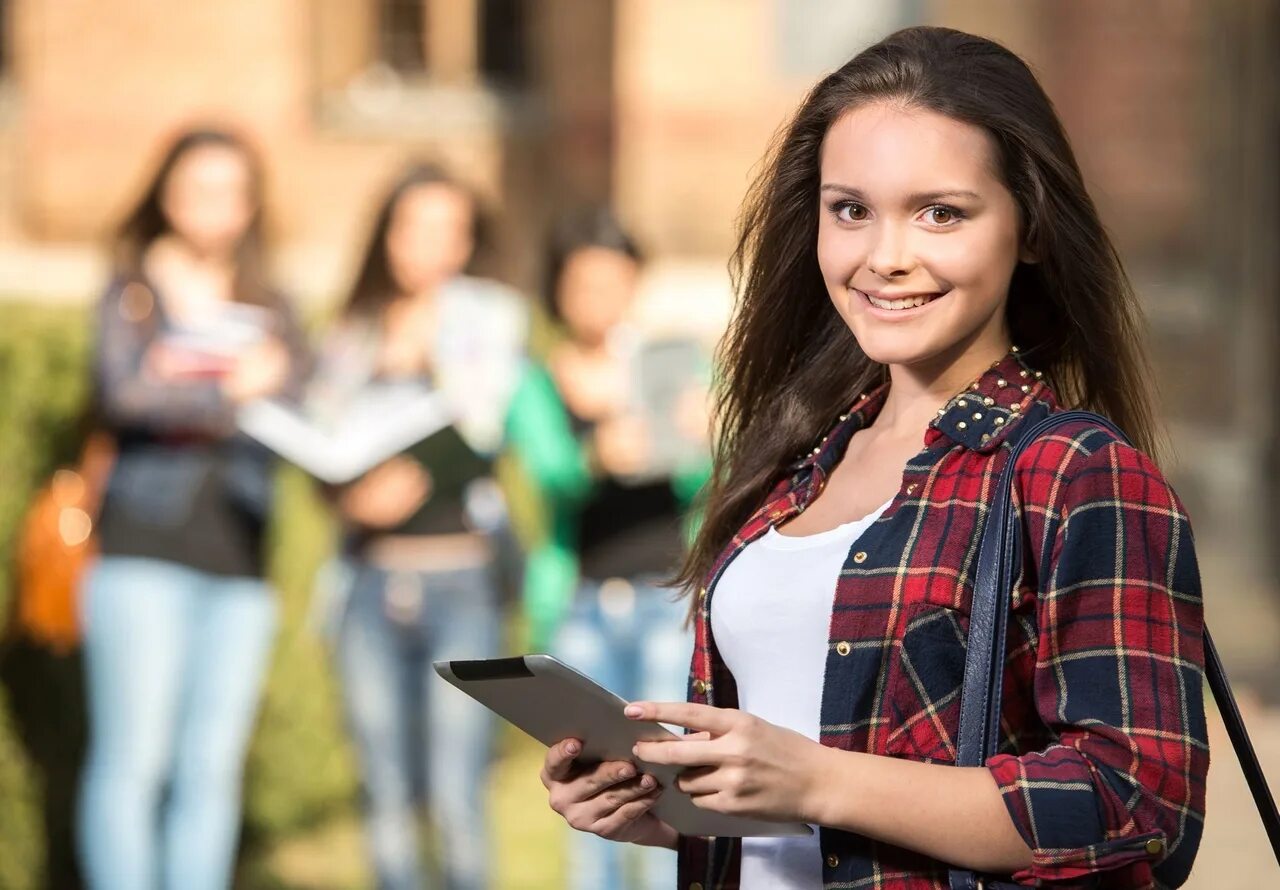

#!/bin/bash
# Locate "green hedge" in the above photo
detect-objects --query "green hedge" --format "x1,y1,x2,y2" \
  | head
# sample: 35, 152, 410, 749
0, 302, 90, 890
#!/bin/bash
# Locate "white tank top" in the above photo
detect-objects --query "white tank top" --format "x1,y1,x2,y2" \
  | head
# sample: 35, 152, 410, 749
710, 498, 892, 890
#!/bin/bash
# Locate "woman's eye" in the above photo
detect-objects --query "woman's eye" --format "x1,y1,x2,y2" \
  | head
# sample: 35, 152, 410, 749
924, 206, 963, 226
833, 202, 868, 223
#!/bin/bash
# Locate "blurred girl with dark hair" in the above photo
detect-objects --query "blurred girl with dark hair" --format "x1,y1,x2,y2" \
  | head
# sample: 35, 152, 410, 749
313, 162, 526, 890
538, 26, 1208, 890
506, 207, 710, 890
79, 127, 308, 890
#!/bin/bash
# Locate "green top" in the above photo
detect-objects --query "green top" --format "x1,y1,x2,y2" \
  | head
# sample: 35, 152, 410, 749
504, 362, 711, 649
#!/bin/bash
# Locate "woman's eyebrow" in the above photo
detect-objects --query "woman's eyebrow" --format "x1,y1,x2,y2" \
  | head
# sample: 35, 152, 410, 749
819, 184, 983, 204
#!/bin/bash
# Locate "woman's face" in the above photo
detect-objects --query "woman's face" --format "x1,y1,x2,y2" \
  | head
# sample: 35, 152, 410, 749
556, 246, 640, 346
816, 102, 1032, 371
160, 144, 256, 257
385, 182, 476, 295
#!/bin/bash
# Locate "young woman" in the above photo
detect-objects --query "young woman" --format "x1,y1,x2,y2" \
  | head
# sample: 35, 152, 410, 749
506, 209, 710, 890
539, 26, 1208, 890
314, 163, 526, 890
80, 128, 308, 890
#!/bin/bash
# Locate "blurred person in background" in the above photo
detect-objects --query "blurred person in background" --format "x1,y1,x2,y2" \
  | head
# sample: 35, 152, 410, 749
313, 162, 527, 890
78, 127, 309, 890
505, 208, 710, 890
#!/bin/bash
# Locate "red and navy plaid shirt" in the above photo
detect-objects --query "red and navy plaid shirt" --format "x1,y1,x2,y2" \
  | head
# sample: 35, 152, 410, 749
678, 351, 1208, 889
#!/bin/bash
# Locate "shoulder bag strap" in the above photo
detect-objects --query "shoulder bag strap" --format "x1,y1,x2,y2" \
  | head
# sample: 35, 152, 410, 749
949, 411, 1280, 890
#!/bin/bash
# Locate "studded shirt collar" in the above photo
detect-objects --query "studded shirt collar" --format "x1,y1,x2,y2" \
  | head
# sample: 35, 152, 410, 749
795, 349, 1056, 473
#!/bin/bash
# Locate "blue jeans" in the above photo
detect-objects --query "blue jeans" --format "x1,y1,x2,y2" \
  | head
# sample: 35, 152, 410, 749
553, 577, 693, 890
77, 556, 278, 890
335, 561, 499, 890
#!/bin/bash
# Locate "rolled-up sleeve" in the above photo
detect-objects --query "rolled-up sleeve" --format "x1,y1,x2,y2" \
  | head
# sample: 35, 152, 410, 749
987, 439, 1208, 887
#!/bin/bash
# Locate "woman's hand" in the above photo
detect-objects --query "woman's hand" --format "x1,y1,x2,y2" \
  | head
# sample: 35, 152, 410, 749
222, 336, 292, 403
628, 702, 828, 824
592, 415, 651, 477
541, 738, 679, 849
338, 457, 432, 528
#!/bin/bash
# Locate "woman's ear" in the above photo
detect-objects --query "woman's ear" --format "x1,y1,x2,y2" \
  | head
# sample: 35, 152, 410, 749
1018, 242, 1040, 265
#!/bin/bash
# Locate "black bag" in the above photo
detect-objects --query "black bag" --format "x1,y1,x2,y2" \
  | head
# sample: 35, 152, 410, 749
949, 410, 1280, 890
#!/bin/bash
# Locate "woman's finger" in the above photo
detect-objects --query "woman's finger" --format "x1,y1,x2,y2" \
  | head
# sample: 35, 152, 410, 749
625, 701, 741, 735
634, 737, 720, 767
590, 788, 664, 838
673, 766, 719, 796
541, 738, 584, 786
561, 760, 640, 801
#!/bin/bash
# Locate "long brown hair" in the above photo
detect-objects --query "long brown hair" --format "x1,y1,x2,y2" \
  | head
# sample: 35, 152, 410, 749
113, 127, 272, 306
341, 162, 490, 319
674, 25, 1163, 594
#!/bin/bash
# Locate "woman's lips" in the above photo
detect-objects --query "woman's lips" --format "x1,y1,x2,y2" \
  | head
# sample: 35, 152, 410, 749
855, 288, 949, 314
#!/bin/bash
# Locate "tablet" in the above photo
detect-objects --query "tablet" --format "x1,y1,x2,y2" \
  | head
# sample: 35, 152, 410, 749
434, 654, 812, 838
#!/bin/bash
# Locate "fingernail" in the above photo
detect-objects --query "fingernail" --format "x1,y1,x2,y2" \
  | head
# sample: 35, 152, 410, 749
618, 767, 634, 780
623, 705, 642, 718
640, 775, 656, 790
565, 741, 579, 755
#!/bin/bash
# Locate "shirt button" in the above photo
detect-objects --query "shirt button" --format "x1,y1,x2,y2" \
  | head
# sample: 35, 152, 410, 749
852, 551, 868, 564
689, 884, 704, 890
835, 641, 852, 656
1145, 837, 1164, 856
826, 853, 840, 868
905, 483, 916, 495
692, 679, 707, 695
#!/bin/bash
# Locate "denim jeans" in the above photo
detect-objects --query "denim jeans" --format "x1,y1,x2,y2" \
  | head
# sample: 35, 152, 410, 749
335, 561, 499, 890
77, 556, 277, 890
553, 576, 693, 890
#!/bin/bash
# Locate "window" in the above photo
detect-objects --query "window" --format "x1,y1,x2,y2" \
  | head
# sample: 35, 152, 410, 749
775, 0, 923, 77
311, 0, 532, 132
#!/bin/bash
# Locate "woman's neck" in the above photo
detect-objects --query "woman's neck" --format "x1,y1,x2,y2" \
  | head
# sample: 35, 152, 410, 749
875, 337, 1011, 439
143, 236, 238, 316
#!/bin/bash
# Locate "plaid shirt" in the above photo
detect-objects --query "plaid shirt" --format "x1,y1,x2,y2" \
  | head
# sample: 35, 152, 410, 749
678, 351, 1208, 889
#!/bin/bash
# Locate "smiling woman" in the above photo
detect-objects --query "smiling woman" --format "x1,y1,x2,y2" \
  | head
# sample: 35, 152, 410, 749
537, 25, 1208, 890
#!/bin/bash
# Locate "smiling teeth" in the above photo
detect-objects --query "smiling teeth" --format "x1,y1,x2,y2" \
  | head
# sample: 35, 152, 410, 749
867, 293, 936, 310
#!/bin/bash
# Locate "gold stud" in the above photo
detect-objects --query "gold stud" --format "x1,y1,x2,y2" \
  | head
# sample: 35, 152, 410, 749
1021, 384, 1030, 393
839, 414, 848, 421
996, 378, 1007, 387
826, 853, 841, 868
937, 408, 946, 416
693, 679, 707, 695
853, 551, 867, 563
981, 433, 990, 442
973, 412, 983, 421
1034, 371, 1043, 379
906, 483, 916, 495
994, 416, 1005, 425
983, 397, 994, 406
1011, 345, 1019, 352
970, 382, 980, 390
1010, 403, 1021, 413
958, 400, 968, 409
1144, 837, 1163, 856
957, 421, 967, 429
1020, 370, 1029, 378
835, 641, 852, 656
812, 447, 821, 455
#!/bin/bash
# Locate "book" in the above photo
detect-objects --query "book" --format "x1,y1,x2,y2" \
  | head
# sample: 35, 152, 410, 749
237, 381, 458, 484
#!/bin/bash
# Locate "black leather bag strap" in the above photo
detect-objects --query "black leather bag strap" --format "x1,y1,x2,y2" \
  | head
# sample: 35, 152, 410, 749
948, 410, 1280, 890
